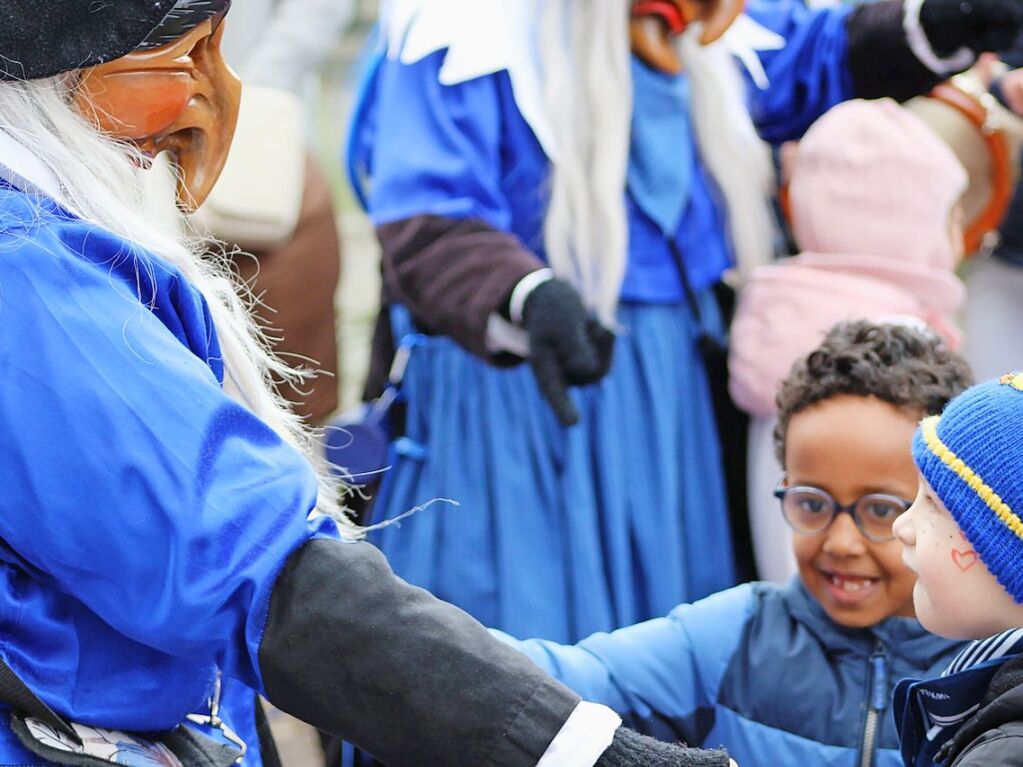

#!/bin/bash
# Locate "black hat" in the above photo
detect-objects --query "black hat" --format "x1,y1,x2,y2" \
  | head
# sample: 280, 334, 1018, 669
0, 0, 230, 82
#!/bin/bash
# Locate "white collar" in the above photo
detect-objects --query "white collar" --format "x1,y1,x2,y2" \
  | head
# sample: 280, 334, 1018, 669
379, 0, 785, 158
0, 127, 72, 209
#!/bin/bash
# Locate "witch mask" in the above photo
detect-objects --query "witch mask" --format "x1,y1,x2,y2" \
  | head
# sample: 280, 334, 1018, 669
631, 0, 745, 74
74, 13, 241, 210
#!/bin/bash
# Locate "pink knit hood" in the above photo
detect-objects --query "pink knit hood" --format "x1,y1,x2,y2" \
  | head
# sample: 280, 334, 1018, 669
729, 98, 969, 417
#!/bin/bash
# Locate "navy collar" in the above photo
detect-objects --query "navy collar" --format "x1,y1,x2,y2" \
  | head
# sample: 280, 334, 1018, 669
895, 628, 1023, 766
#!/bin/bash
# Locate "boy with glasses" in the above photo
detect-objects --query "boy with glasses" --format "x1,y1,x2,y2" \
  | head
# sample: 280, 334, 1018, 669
498, 321, 973, 766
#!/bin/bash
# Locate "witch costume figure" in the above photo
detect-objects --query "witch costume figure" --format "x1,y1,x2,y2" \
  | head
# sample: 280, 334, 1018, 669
348, 0, 1023, 643
0, 2, 742, 766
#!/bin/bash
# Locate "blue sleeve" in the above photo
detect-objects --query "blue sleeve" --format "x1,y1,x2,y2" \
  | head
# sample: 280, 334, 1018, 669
359, 50, 514, 231
495, 585, 756, 737
0, 222, 338, 692
746, 0, 855, 143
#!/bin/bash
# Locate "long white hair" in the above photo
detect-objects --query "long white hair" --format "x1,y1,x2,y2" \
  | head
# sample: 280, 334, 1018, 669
678, 24, 776, 281
537, 0, 633, 327
537, 5, 775, 323
0, 75, 346, 524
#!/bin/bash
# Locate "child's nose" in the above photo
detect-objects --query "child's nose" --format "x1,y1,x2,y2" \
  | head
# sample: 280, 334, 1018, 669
821, 511, 868, 556
892, 505, 916, 546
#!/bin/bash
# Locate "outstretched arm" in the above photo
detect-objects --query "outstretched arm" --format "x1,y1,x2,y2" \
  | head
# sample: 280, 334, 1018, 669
746, 0, 1023, 142
496, 586, 757, 746
260, 539, 734, 766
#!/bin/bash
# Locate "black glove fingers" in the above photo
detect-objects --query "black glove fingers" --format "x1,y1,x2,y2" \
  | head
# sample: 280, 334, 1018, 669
556, 320, 603, 385
530, 343, 581, 426
588, 319, 617, 380
521, 278, 615, 417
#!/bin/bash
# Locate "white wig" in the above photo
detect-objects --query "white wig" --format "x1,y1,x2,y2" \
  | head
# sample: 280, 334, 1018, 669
0, 76, 347, 525
538, 4, 775, 323
538, 0, 633, 327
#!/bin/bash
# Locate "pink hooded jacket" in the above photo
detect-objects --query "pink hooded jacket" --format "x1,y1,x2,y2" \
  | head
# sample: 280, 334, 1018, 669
728, 98, 969, 417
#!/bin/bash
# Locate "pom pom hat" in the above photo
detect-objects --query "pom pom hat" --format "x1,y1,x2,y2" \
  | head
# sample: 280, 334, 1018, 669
0, 0, 229, 82
913, 373, 1023, 603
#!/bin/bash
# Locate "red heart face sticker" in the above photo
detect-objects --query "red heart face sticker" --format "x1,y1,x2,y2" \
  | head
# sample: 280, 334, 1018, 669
952, 548, 979, 572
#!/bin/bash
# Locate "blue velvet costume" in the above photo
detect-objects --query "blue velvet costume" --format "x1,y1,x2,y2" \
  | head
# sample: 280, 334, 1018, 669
349, 0, 854, 643
0, 181, 339, 765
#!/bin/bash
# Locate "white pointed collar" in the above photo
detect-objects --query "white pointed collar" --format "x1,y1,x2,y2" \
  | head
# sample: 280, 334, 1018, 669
0, 127, 72, 210
379, 0, 786, 159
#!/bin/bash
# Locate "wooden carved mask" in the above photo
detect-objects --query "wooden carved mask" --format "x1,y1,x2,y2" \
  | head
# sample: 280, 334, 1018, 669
631, 0, 745, 74
73, 14, 241, 210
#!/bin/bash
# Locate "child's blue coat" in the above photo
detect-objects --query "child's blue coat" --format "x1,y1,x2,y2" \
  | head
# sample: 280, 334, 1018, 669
500, 580, 964, 766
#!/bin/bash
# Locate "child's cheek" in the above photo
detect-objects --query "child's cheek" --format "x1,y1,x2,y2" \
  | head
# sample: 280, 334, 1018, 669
949, 532, 980, 572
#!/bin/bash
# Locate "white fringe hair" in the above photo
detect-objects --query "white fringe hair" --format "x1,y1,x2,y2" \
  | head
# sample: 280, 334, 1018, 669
678, 24, 776, 282
538, 6, 775, 324
538, 0, 633, 327
0, 75, 348, 526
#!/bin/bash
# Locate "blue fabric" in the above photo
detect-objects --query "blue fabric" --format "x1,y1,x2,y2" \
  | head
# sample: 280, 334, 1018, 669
351, 0, 856, 642
895, 629, 1023, 767
498, 580, 963, 766
0, 183, 337, 765
370, 300, 735, 642
348, 0, 854, 300
628, 59, 694, 238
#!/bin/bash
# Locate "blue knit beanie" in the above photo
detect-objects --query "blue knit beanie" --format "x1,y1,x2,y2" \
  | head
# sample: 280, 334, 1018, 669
913, 373, 1023, 603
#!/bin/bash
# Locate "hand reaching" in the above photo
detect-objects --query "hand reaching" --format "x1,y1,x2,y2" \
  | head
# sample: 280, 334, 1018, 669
596, 726, 734, 767
522, 279, 615, 427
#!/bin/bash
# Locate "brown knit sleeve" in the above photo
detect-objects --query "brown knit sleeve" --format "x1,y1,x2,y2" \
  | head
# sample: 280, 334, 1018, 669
377, 214, 546, 360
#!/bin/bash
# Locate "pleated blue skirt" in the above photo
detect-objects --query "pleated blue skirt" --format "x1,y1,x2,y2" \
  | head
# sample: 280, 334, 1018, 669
369, 297, 737, 642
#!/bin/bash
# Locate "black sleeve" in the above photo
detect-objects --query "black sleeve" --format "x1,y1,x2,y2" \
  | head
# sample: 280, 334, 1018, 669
953, 734, 1023, 766
845, 0, 945, 101
258, 538, 580, 767
377, 214, 545, 361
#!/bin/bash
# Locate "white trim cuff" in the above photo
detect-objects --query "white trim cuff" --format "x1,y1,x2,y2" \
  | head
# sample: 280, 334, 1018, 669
903, 0, 975, 75
509, 267, 555, 325
536, 702, 621, 767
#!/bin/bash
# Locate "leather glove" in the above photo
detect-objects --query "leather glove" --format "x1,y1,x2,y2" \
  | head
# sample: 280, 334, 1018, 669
521, 278, 615, 426
920, 0, 1023, 59
597, 727, 733, 767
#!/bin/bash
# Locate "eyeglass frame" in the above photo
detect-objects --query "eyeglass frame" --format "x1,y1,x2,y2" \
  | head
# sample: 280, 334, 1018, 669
772, 480, 913, 543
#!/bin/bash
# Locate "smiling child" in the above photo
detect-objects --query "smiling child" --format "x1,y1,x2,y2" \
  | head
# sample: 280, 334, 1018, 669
892, 373, 1023, 766
497, 322, 973, 766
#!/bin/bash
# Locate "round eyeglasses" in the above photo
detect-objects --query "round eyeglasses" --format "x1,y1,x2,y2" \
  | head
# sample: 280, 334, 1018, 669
773, 483, 912, 542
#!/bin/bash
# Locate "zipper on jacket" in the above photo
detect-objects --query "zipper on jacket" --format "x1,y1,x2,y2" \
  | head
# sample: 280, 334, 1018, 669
859, 642, 889, 767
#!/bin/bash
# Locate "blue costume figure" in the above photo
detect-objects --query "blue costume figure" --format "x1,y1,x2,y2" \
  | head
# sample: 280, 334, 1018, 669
0, 3, 740, 766
347, 0, 1011, 643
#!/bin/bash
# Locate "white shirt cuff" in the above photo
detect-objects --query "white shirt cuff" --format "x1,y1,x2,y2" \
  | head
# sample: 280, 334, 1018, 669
903, 0, 975, 76
509, 268, 555, 324
484, 268, 555, 356
536, 702, 622, 767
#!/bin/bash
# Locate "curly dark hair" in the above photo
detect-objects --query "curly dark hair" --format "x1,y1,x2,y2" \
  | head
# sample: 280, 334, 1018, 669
773, 321, 974, 466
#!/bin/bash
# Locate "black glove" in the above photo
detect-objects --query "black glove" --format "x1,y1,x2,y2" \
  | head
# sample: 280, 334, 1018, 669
521, 278, 615, 426
920, 0, 1023, 58
597, 727, 732, 767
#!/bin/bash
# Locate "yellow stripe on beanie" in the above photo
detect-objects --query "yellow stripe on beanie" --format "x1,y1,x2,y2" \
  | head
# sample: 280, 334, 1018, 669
920, 416, 1023, 541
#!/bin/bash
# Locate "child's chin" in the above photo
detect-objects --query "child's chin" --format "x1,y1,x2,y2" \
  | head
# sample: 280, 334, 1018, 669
822, 602, 886, 629
806, 576, 891, 628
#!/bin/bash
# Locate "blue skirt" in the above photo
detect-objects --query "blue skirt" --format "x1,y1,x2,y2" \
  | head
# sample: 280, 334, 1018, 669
370, 298, 737, 642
